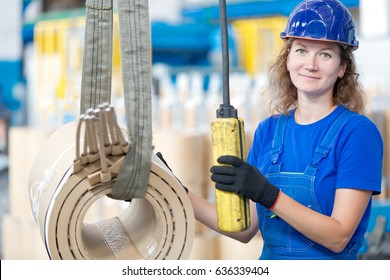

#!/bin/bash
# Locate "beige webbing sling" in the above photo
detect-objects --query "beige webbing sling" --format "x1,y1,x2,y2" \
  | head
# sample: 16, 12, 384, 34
80, 0, 151, 200
28, 0, 195, 260
111, 0, 153, 200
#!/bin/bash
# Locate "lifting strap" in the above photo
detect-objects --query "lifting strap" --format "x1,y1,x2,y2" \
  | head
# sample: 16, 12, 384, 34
111, 0, 152, 200
80, 0, 152, 200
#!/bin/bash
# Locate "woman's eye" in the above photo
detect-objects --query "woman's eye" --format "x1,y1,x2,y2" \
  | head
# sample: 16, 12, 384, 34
320, 53, 331, 59
295, 49, 306, 54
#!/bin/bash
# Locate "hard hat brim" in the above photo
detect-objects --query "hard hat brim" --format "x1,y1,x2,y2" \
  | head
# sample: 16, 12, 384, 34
280, 34, 359, 51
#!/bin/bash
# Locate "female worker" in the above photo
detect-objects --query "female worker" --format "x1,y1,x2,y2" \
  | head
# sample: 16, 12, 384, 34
187, 0, 383, 260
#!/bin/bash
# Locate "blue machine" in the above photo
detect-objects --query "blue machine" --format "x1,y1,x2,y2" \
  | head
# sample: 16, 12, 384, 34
0, 61, 22, 113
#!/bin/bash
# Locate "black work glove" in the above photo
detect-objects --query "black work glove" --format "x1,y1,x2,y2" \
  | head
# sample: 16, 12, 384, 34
156, 152, 188, 193
210, 155, 280, 209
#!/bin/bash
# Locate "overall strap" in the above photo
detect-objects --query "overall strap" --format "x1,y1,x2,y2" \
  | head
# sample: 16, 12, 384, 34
268, 114, 289, 173
79, 0, 152, 201
305, 109, 356, 176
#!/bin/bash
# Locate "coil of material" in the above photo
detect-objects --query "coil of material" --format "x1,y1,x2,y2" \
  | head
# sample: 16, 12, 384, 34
28, 120, 195, 260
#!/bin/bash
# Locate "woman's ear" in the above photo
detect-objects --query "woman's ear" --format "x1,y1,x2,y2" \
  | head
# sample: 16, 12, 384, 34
338, 63, 347, 79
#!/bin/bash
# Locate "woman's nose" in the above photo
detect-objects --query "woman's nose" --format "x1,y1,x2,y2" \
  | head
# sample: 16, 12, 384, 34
304, 56, 318, 71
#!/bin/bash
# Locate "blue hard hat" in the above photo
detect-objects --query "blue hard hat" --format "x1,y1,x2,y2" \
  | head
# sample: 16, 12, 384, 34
280, 0, 359, 50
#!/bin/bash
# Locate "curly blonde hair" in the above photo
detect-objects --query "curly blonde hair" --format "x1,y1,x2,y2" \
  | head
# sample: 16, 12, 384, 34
266, 40, 366, 115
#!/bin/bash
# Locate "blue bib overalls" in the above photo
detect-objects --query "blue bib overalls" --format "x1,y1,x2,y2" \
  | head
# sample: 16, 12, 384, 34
257, 109, 363, 259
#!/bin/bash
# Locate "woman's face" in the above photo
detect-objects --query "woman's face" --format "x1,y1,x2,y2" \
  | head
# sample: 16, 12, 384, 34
286, 39, 346, 100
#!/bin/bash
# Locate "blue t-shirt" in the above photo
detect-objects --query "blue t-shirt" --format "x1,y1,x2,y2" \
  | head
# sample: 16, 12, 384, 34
247, 105, 383, 246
